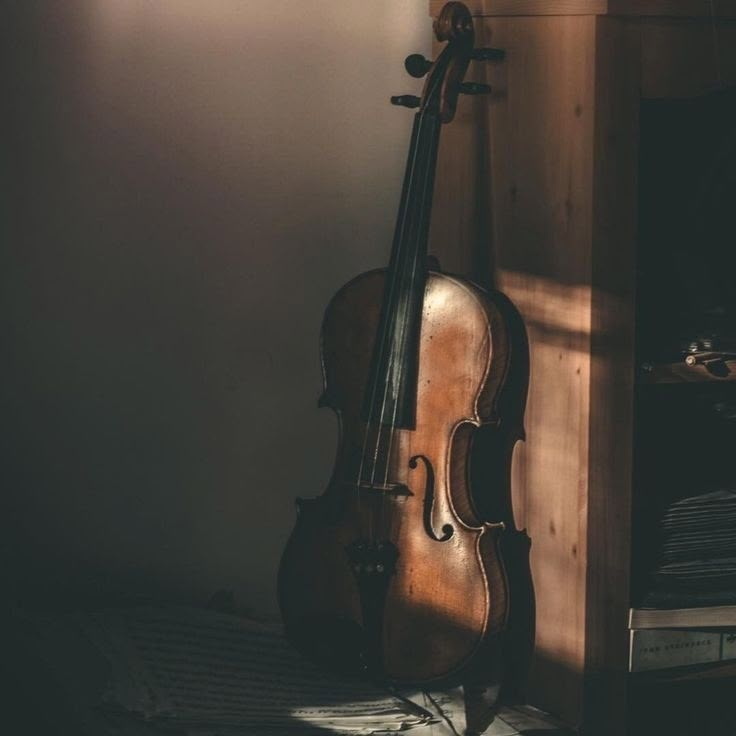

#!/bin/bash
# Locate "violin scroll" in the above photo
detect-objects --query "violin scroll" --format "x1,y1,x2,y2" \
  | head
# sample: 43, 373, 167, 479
433, 1, 473, 44
392, 1, 504, 124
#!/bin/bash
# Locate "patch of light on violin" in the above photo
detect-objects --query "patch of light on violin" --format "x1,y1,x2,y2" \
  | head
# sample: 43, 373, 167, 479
424, 278, 464, 313
398, 579, 482, 628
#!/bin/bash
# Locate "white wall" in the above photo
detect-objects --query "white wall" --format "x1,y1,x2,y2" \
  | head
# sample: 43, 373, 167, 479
2, 1, 431, 612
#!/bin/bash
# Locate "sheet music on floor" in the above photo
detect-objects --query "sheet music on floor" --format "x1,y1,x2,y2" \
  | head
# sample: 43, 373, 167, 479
48, 605, 568, 736
74, 606, 435, 735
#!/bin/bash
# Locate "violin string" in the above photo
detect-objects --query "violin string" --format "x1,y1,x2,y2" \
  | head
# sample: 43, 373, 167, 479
355, 127, 419, 493
367, 108, 429, 489
373, 268, 415, 531
368, 103, 437, 484
354, 108, 428, 539
356, 51, 447, 543
378, 117, 438, 521
376, 224, 423, 538
368, 66, 446, 538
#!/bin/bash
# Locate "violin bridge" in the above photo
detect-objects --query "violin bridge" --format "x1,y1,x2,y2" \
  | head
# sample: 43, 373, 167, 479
358, 481, 413, 497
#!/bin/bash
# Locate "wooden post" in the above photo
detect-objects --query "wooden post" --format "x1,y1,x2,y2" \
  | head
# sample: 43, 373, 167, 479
429, 1, 736, 733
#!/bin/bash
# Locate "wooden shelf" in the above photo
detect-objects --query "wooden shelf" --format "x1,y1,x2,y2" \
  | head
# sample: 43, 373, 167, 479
430, 0, 736, 18
632, 660, 736, 684
638, 360, 736, 385
629, 605, 736, 629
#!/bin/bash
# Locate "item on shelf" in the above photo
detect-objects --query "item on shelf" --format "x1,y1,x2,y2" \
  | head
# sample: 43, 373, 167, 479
629, 604, 736, 629
642, 489, 736, 609
629, 629, 736, 673
682, 336, 736, 378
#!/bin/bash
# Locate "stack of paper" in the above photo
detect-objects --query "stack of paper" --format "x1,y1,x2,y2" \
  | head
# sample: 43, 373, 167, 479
7, 604, 570, 735
75, 606, 435, 735
645, 489, 736, 608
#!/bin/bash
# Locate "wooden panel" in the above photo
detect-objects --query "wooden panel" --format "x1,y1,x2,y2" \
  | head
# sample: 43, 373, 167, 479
582, 15, 640, 736
478, 15, 598, 727
432, 12, 640, 730
429, 88, 495, 285
430, 0, 607, 16
430, 0, 736, 18
640, 19, 736, 98
429, 2, 735, 732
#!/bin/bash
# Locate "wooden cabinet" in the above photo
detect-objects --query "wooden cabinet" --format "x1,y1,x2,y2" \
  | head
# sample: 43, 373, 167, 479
428, 2, 736, 733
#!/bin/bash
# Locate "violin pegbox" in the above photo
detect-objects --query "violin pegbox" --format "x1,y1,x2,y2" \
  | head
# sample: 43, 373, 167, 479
390, 1, 505, 124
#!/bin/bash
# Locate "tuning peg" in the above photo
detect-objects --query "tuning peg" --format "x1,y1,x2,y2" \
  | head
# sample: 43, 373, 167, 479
470, 47, 506, 62
404, 53, 433, 78
390, 95, 421, 109
459, 82, 492, 95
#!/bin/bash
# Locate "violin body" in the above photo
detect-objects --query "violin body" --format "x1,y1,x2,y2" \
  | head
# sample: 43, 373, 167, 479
278, 1, 532, 688
279, 269, 519, 683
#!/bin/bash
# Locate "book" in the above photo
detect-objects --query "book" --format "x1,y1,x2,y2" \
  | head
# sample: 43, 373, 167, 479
629, 604, 736, 629
629, 629, 736, 672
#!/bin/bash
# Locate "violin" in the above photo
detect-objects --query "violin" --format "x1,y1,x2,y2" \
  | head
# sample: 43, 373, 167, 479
279, 1, 531, 687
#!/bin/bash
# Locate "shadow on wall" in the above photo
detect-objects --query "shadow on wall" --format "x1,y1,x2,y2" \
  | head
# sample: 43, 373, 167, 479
1, 1, 431, 613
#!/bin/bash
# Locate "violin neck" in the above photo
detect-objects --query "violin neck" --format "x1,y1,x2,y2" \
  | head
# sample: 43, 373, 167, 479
361, 111, 442, 430
389, 111, 442, 282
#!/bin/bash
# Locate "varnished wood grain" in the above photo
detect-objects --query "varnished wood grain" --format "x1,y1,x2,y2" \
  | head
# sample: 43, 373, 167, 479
279, 270, 522, 684
429, 87, 494, 283
583, 16, 639, 736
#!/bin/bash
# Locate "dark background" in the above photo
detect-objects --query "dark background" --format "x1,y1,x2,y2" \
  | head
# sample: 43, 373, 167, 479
1, 0, 431, 615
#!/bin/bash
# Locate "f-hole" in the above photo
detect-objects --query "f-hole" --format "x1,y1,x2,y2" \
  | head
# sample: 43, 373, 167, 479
410, 454, 453, 542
